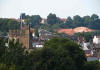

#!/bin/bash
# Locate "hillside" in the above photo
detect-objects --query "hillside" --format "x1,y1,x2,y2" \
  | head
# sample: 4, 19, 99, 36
58, 27, 94, 35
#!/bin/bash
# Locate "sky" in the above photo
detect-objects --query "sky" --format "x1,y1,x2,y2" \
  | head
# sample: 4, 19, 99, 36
0, 0, 100, 18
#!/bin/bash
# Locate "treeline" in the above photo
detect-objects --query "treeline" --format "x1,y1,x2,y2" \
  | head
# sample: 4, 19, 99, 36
0, 37, 100, 70
62, 14, 100, 29
47, 13, 100, 30
20, 13, 42, 28
0, 18, 20, 35
0, 13, 100, 35
21, 13, 100, 30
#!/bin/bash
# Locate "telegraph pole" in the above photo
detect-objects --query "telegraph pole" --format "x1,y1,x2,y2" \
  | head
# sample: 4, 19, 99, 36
20, 14, 23, 29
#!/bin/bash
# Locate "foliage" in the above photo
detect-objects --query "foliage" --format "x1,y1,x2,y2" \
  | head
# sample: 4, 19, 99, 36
84, 61, 100, 70
0, 18, 20, 35
0, 37, 6, 58
0, 37, 100, 70
75, 32, 93, 42
40, 13, 100, 32
75, 30, 100, 42
47, 13, 58, 25
25, 15, 42, 27
0, 64, 7, 70
34, 28, 39, 37
0, 38, 25, 70
91, 14, 99, 21
43, 37, 86, 70
20, 13, 26, 19
0, 14, 100, 36
89, 19, 100, 29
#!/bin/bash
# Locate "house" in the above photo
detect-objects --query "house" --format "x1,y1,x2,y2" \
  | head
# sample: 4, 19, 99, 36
32, 42, 43, 48
38, 29, 52, 36
87, 56, 100, 61
60, 18, 66, 23
32, 29, 55, 48
85, 50, 93, 57
93, 36, 100, 44
41, 18, 46, 24
93, 44, 100, 52
82, 42, 90, 50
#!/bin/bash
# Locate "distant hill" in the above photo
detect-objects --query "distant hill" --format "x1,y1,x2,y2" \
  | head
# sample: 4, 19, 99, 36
58, 27, 94, 35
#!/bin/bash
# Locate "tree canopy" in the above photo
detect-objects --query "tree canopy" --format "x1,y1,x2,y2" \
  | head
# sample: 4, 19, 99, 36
0, 37, 100, 70
0, 18, 20, 35
47, 13, 58, 25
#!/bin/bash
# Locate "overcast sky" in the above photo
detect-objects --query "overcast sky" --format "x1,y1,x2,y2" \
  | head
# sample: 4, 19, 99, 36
0, 0, 100, 18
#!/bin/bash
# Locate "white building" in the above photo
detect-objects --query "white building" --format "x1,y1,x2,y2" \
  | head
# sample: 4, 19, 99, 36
93, 36, 100, 44
82, 42, 90, 50
32, 42, 43, 48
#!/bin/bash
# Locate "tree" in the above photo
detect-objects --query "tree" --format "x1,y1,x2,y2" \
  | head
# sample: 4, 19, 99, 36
9, 64, 16, 70
91, 14, 99, 21
30, 15, 42, 27
8, 20, 20, 30
84, 61, 100, 70
3, 39, 25, 66
83, 15, 91, 27
75, 32, 93, 42
56, 17, 64, 24
20, 13, 26, 19
0, 37, 6, 58
47, 13, 58, 24
73, 15, 83, 27
64, 16, 74, 28
30, 37, 86, 70
0, 18, 20, 35
0, 64, 7, 70
35, 28, 39, 37
89, 19, 100, 30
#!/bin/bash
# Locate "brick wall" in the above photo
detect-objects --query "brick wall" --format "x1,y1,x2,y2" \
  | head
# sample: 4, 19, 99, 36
9, 25, 32, 49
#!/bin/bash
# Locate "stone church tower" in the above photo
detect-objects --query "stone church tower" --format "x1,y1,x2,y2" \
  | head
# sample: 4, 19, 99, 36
9, 25, 32, 49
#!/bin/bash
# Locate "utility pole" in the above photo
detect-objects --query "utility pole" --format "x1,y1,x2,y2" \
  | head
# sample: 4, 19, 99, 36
20, 14, 23, 29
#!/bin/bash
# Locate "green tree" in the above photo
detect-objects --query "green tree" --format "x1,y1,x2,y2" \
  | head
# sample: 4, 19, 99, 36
35, 28, 39, 37
56, 17, 64, 24
8, 20, 20, 30
84, 61, 100, 70
47, 13, 58, 24
0, 37, 6, 58
73, 15, 83, 27
3, 39, 25, 66
9, 64, 16, 70
83, 15, 91, 27
91, 14, 99, 21
0, 37, 6, 64
30, 37, 86, 70
0, 18, 20, 35
64, 16, 74, 28
75, 32, 92, 42
30, 15, 42, 27
20, 13, 26, 19
0, 64, 7, 70
89, 19, 100, 29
